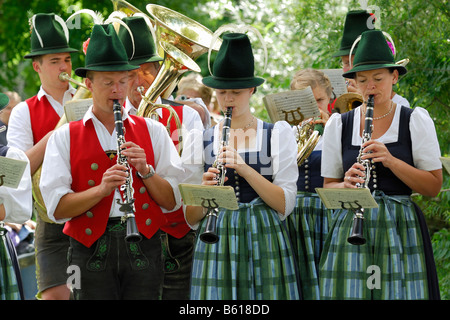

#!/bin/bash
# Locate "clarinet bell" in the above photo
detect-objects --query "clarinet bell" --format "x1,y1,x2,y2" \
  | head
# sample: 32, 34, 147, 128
125, 216, 142, 243
347, 214, 366, 245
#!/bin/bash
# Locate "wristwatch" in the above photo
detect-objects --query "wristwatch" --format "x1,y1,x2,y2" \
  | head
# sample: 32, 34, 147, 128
137, 164, 155, 179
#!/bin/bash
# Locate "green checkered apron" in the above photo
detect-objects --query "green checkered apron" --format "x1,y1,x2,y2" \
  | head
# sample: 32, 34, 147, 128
319, 191, 429, 300
286, 191, 331, 300
0, 224, 21, 300
190, 197, 300, 300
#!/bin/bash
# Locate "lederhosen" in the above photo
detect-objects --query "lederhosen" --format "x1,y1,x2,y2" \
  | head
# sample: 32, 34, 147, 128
319, 106, 440, 300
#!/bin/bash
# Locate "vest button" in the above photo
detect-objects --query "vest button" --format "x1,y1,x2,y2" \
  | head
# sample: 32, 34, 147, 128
88, 180, 95, 186
139, 187, 146, 194
142, 203, 149, 210
85, 228, 92, 235
91, 163, 99, 171
145, 219, 152, 226
86, 211, 94, 218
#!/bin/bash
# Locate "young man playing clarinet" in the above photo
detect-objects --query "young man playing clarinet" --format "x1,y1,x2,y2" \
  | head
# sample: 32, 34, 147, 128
40, 23, 184, 300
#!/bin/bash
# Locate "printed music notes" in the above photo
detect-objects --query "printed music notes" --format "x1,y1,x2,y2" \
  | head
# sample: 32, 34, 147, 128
263, 87, 320, 125
0, 156, 27, 189
178, 183, 239, 210
320, 69, 347, 99
440, 157, 450, 174
315, 187, 378, 210
64, 98, 93, 122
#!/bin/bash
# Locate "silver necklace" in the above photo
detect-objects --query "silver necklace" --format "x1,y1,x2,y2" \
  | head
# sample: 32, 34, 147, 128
362, 101, 394, 120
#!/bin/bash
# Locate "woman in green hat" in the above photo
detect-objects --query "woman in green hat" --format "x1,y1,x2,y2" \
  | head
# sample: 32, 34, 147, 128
320, 29, 442, 299
182, 30, 300, 300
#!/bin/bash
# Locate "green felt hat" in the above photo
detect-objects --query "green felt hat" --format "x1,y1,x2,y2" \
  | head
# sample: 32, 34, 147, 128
342, 29, 407, 79
333, 10, 375, 57
24, 13, 78, 59
0, 93, 10, 111
75, 24, 139, 78
202, 33, 265, 89
118, 16, 163, 66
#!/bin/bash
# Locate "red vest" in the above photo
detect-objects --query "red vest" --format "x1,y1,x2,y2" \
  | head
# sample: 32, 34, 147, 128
159, 105, 190, 238
64, 115, 166, 247
27, 95, 60, 144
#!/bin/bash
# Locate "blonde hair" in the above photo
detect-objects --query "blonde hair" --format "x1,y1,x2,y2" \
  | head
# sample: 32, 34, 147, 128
177, 72, 213, 105
290, 68, 333, 98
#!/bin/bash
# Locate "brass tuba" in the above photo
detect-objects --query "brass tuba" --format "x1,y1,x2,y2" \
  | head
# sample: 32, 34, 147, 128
333, 92, 363, 114
32, 72, 92, 223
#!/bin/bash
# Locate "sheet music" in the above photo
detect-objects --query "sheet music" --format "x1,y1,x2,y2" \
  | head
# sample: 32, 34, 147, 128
0, 156, 27, 189
263, 86, 320, 125
179, 183, 239, 210
64, 98, 92, 122
321, 69, 347, 98
315, 187, 378, 210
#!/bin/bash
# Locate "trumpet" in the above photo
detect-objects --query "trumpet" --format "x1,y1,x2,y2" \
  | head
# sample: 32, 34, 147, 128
199, 107, 233, 244
113, 99, 142, 243
347, 94, 374, 245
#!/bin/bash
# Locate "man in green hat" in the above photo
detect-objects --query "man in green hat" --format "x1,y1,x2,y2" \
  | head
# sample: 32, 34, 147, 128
1, 92, 32, 300
118, 16, 204, 300
40, 23, 184, 300
7, 12, 79, 300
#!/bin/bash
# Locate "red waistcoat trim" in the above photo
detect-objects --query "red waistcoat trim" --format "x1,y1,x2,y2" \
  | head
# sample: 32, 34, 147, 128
27, 95, 60, 144
64, 114, 166, 247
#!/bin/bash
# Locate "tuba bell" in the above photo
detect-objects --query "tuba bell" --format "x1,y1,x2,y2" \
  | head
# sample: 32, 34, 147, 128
333, 92, 363, 114
32, 72, 92, 223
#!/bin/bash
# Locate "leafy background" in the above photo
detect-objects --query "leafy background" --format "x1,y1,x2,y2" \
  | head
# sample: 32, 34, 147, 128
0, 0, 448, 298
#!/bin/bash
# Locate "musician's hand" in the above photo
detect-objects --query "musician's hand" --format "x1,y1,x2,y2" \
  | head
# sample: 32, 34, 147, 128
346, 79, 359, 93
361, 140, 395, 168
120, 141, 148, 175
98, 164, 128, 197
344, 162, 366, 188
219, 146, 250, 177
313, 109, 330, 126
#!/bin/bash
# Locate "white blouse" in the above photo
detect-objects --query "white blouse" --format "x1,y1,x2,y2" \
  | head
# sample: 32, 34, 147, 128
321, 105, 442, 179
181, 119, 298, 225
0, 147, 32, 224
40, 106, 185, 223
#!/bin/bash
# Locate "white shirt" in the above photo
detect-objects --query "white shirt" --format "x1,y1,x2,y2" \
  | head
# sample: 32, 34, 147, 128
321, 105, 442, 179
181, 119, 298, 228
0, 147, 32, 224
392, 93, 410, 108
7, 85, 76, 151
40, 106, 185, 223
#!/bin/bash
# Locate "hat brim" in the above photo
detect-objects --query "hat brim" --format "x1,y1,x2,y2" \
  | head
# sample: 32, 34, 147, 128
202, 76, 265, 89
75, 63, 140, 78
129, 55, 164, 66
0, 93, 10, 111
332, 48, 352, 58
24, 47, 79, 59
342, 64, 407, 79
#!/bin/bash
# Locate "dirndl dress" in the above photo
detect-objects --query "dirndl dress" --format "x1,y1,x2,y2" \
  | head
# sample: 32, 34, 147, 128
319, 107, 440, 300
0, 224, 21, 300
190, 122, 300, 300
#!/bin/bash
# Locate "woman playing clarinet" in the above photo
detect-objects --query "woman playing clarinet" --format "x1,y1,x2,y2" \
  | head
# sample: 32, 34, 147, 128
320, 29, 442, 300
182, 29, 300, 300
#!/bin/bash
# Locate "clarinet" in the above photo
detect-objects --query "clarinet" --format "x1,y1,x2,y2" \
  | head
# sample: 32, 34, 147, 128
347, 95, 374, 245
113, 100, 142, 243
199, 107, 233, 244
